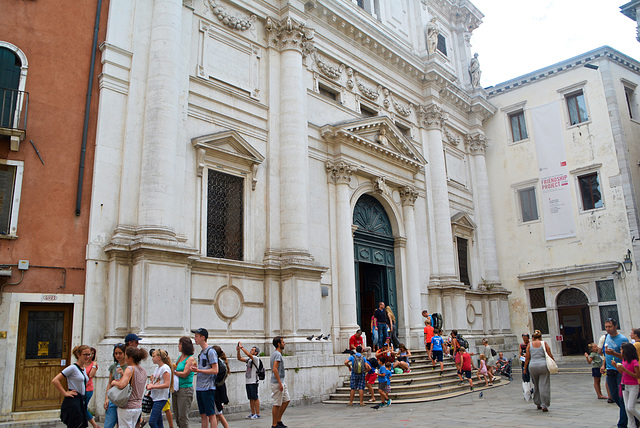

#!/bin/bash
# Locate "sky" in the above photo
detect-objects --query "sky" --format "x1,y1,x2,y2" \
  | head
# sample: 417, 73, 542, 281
469, 0, 640, 87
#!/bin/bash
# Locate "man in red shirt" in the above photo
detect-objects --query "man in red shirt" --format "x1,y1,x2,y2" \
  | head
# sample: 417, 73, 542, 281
349, 329, 371, 358
423, 320, 435, 365
459, 347, 476, 391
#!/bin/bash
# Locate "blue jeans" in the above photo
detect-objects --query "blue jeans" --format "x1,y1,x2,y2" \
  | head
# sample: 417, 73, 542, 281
85, 390, 95, 421
607, 370, 628, 428
377, 323, 388, 348
104, 401, 118, 428
150, 399, 167, 428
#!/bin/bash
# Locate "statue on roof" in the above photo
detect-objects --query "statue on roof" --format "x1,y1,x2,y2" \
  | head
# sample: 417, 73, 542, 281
469, 53, 481, 88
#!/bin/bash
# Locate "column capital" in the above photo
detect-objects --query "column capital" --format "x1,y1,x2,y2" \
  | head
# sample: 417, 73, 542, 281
399, 186, 419, 207
266, 16, 315, 55
326, 160, 356, 184
465, 133, 487, 155
418, 104, 447, 130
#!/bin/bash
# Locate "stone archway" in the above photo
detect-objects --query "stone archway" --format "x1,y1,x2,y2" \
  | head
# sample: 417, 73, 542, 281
556, 288, 593, 355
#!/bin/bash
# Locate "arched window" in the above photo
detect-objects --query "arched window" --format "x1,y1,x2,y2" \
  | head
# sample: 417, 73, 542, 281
0, 42, 28, 150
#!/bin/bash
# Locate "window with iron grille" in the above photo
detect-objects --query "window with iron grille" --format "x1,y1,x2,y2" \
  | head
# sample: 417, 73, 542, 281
596, 280, 616, 302
578, 172, 603, 210
529, 288, 546, 309
207, 169, 243, 260
566, 91, 589, 125
456, 237, 469, 285
599, 305, 620, 330
509, 110, 528, 142
531, 311, 549, 335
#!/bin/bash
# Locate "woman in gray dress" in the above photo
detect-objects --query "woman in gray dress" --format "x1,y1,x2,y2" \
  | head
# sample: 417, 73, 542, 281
523, 330, 555, 412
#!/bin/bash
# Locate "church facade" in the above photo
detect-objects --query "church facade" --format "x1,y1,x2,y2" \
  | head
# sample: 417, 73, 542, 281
83, 0, 514, 412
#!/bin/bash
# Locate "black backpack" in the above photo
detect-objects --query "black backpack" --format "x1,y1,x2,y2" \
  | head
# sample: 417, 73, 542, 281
251, 357, 266, 381
456, 334, 470, 350
490, 347, 497, 357
215, 360, 228, 386
353, 354, 365, 375
431, 313, 443, 330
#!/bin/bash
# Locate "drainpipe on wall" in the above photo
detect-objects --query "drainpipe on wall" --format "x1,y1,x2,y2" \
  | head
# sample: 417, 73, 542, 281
75, 0, 103, 216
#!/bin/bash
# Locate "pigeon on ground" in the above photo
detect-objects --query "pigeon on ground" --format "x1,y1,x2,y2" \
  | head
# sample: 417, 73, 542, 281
479, 392, 484, 398
306, 335, 314, 341
315, 334, 324, 340
323, 334, 330, 340
437, 384, 442, 388
403, 379, 413, 385
371, 404, 380, 410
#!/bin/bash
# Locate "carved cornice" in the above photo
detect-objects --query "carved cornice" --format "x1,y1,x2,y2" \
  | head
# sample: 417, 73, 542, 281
326, 160, 357, 184
399, 186, 419, 207
430, 0, 484, 32
205, 0, 256, 31
419, 104, 447, 130
465, 133, 487, 155
266, 16, 315, 55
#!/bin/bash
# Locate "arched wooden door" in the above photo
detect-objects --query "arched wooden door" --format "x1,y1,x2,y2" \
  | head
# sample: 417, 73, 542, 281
353, 194, 397, 341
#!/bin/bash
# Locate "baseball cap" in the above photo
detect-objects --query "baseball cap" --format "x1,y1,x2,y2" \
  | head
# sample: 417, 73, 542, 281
191, 328, 208, 340
125, 333, 142, 343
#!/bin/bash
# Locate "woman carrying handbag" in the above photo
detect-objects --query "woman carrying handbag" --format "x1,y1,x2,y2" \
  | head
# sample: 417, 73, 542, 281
523, 330, 556, 412
110, 347, 148, 427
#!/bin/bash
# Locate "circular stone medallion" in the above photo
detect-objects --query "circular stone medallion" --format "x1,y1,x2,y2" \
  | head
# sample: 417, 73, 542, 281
216, 287, 242, 320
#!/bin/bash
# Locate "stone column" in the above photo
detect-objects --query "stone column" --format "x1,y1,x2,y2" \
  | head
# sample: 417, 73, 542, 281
266, 16, 314, 254
466, 134, 500, 285
420, 104, 457, 282
137, 0, 182, 230
399, 186, 423, 346
326, 161, 359, 343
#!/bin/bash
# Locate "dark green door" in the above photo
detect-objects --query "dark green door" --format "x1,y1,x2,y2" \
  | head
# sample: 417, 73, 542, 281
353, 194, 397, 332
0, 47, 21, 128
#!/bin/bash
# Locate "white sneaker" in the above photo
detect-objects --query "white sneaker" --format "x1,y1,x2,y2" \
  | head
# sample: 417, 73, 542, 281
251, 414, 261, 419
245, 414, 254, 419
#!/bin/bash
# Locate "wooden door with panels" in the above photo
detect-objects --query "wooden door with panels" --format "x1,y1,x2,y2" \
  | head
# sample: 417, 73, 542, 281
13, 303, 73, 412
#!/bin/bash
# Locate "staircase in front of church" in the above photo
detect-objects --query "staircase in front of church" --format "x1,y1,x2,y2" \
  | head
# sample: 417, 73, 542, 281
323, 350, 508, 405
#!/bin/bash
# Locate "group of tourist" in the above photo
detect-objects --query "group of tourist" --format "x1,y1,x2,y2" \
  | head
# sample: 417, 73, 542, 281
52, 329, 280, 428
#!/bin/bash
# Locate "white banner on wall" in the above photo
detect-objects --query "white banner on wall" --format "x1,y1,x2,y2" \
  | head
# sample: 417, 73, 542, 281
531, 101, 576, 241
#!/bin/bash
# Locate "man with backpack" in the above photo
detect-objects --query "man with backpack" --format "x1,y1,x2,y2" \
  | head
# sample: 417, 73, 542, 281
236, 342, 263, 420
344, 345, 371, 406
190, 328, 219, 428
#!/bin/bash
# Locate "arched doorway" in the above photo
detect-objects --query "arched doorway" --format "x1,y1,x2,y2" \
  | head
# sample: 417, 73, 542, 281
557, 288, 593, 355
352, 194, 397, 343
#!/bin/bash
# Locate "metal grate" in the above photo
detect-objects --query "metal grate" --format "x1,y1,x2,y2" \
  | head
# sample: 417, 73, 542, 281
531, 311, 549, 335
529, 288, 546, 309
207, 169, 243, 260
596, 280, 616, 302
457, 237, 470, 286
600, 305, 620, 330
25, 311, 65, 359
556, 288, 589, 307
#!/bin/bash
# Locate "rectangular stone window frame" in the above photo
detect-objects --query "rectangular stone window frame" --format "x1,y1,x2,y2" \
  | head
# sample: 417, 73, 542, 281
501, 101, 529, 145
394, 119, 412, 139
315, 77, 342, 105
358, 98, 379, 118
557, 81, 590, 128
353, 0, 381, 20
570, 163, 604, 213
596, 279, 620, 330
511, 178, 540, 225
0, 159, 24, 238
526, 286, 550, 335
622, 78, 638, 122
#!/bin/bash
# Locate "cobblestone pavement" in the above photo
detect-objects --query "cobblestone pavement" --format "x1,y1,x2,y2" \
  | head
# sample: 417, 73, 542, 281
43, 370, 619, 428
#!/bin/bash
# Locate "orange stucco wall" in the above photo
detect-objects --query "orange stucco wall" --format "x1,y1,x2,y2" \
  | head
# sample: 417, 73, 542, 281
0, 0, 109, 295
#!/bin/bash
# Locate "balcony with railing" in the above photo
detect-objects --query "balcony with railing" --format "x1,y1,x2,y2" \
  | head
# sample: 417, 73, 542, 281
0, 87, 29, 151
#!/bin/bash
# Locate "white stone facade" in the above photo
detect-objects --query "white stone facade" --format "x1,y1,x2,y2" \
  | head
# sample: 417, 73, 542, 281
85, 0, 514, 415
484, 46, 640, 359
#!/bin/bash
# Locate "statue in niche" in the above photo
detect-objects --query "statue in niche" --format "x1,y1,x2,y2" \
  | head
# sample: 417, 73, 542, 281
426, 17, 439, 55
469, 53, 482, 88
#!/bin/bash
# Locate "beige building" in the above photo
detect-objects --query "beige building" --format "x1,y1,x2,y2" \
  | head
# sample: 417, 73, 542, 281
485, 46, 640, 357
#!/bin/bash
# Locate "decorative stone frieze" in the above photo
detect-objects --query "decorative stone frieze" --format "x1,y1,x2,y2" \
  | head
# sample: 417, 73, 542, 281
419, 104, 447, 130
346, 67, 354, 90
355, 73, 380, 101
399, 186, 419, 206
266, 16, 315, 54
205, 0, 256, 31
326, 160, 356, 184
444, 128, 460, 146
314, 53, 343, 80
393, 98, 412, 117
465, 133, 488, 155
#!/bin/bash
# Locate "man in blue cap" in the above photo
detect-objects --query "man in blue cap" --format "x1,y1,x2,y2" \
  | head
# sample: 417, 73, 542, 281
124, 333, 141, 348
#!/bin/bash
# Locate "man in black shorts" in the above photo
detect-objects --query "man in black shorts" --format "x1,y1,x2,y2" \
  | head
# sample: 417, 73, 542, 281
373, 302, 389, 350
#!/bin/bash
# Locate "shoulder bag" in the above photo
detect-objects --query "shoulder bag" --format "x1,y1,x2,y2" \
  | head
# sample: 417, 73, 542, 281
107, 366, 134, 407
540, 341, 559, 374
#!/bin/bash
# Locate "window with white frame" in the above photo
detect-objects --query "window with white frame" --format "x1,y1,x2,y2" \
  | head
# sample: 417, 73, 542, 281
566, 91, 589, 125
596, 279, 620, 330
577, 171, 603, 211
528, 288, 549, 334
625, 85, 637, 120
0, 159, 24, 237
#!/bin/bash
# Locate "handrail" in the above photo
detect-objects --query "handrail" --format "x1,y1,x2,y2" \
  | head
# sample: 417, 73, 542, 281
0, 87, 29, 132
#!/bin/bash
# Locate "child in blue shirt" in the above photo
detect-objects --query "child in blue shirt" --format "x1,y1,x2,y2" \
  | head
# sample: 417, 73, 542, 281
431, 328, 445, 375
377, 361, 394, 406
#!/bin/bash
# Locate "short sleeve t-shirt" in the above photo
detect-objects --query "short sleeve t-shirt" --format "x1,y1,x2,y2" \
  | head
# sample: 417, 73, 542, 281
622, 360, 640, 385
374, 309, 388, 325
270, 350, 285, 384
245, 355, 260, 384
431, 335, 443, 351
423, 325, 434, 343
378, 366, 393, 384
108, 362, 128, 381
588, 352, 603, 368
150, 364, 171, 401
62, 364, 88, 395
605, 334, 629, 370
461, 353, 472, 371
196, 346, 218, 391
349, 335, 363, 350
